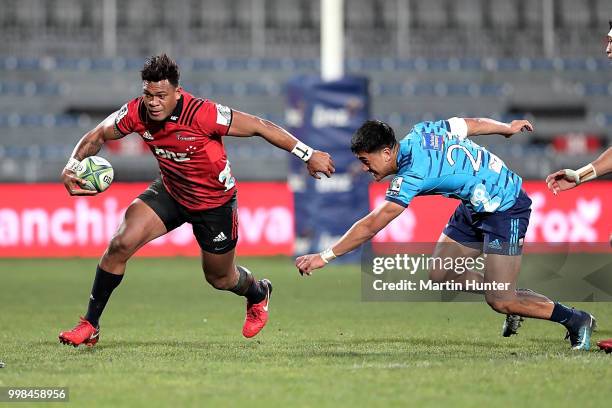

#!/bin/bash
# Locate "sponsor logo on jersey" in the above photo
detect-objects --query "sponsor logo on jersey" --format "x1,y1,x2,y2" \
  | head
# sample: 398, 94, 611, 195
176, 132, 196, 142
153, 146, 191, 162
422, 132, 444, 151
142, 130, 154, 140
387, 176, 403, 196
216, 104, 231, 126
170, 115, 178, 121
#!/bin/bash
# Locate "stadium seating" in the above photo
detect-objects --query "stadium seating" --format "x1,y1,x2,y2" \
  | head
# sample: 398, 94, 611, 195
0, 0, 610, 182
0, 54, 609, 182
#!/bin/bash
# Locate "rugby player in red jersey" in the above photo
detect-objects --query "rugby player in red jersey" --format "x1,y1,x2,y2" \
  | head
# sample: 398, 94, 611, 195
58, 54, 334, 347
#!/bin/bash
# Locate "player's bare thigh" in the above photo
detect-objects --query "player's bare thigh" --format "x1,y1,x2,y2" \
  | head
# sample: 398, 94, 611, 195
200, 249, 237, 290
430, 233, 483, 282
482, 254, 520, 298
100, 198, 168, 274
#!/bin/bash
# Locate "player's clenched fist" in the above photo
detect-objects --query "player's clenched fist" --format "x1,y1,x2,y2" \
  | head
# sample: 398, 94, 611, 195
307, 150, 335, 179
295, 253, 326, 276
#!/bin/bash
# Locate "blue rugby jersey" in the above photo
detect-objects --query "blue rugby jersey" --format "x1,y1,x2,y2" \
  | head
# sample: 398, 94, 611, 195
385, 118, 522, 213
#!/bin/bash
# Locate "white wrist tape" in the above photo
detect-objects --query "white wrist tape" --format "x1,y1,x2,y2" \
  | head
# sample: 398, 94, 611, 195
291, 141, 314, 162
320, 248, 337, 264
566, 163, 597, 185
64, 157, 81, 173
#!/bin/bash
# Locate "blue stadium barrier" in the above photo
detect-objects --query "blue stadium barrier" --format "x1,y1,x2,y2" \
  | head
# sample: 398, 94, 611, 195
0, 144, 70, 159
0, 82, 62, 96
529, 58, 556, 70
1, 57, 609, 73
583, 83, 611, 96
0, 114, 85, 128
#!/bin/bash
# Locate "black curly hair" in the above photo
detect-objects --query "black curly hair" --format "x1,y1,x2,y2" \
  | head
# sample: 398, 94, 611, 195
141, 54, 180, 87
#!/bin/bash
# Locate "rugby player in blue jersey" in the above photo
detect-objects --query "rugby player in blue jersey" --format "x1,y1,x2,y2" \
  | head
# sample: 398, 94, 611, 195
296, 117, 596, 350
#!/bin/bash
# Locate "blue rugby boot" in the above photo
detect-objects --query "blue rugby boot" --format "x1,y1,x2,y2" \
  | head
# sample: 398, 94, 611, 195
565, 312, 596, 351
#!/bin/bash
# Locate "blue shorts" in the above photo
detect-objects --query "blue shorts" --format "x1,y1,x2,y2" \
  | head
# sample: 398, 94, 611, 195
443, 189, 531, 256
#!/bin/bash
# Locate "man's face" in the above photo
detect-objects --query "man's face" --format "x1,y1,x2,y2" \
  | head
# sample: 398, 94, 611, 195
356, 148, 395, 181
142, 80, 181, 121
606, 35, 612, 59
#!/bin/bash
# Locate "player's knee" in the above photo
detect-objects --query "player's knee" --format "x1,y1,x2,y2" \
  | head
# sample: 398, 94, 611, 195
107, 234, 138, 260
204, 273, 235, 291
486, 298, 508, 314
485, 295, 513, 314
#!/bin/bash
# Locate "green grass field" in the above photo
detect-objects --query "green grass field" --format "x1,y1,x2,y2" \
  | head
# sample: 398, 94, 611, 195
1, 257, 611, 407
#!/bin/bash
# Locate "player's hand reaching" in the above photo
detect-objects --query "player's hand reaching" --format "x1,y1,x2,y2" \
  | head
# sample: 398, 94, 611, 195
504, 120, 534, 138
295, 253, 326, 276
545, 169, 578, 195
61, 169, 97, 196
306, 150, 335, 179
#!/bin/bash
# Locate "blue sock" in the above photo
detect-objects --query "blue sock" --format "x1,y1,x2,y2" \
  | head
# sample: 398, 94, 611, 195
549, 302, 577, 326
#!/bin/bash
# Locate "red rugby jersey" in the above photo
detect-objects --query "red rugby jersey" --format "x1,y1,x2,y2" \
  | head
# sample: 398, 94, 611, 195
115, 90, 236, 210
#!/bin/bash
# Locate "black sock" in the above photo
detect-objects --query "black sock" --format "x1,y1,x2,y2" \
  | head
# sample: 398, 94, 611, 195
245, 280, 267, 304
84, 266, 123, 327
549, 302, 577, 326
230, 265, 267, 304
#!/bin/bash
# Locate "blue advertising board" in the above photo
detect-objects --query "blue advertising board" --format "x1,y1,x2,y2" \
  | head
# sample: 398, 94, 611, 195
286, 75, 371, 260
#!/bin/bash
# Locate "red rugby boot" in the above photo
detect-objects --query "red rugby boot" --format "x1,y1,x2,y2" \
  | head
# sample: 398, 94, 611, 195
59, 317, 100, 347
242, 279, 272, 338
597, 338, 612, 353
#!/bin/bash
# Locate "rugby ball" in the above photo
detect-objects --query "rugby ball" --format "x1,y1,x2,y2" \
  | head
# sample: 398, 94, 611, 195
76, 156, 114, 192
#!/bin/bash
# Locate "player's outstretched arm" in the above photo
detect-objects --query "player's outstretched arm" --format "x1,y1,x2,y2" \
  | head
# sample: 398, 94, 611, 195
295, 201, 405, 276
227, 110, 335, 179
463, 117, 533, 138
545, 147, 612, 194
61, 111, 124, 196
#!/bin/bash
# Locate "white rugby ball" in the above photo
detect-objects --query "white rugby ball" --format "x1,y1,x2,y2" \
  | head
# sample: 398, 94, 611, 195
76, 156, 114, 192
